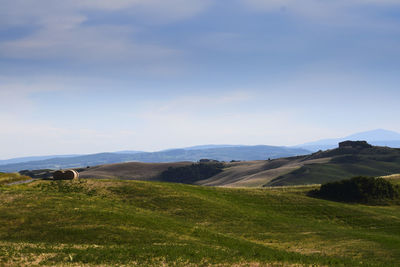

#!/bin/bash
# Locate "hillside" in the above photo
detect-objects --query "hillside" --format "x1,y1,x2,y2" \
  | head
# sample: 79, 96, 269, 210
266, 142, 400, 186
1, 179, 399, 266
74, 157, 328, 187
71, 142, 400, 188
0, 172, 31, 185
79, 162, 193, 180
0, 146, 309, 173
197, 142, 400, 187
196, 157, 331, 187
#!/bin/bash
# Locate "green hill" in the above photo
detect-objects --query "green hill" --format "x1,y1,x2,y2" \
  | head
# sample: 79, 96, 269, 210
79, 161, 193, 180
266, 144, 400, 186
0, 172, 31, 185
74, 142, 400, 188
1, 179, 400, 266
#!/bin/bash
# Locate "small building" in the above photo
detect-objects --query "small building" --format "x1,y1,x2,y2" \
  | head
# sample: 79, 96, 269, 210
338, 140, 372, 149
199, 159, 219, 163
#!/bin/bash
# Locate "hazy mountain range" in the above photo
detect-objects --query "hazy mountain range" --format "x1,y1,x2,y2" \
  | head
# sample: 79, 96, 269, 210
296, 129, 400, 151
1, 129, 399, 173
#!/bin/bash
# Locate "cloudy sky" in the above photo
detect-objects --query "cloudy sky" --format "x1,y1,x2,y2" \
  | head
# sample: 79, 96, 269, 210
1, 0, 400, 159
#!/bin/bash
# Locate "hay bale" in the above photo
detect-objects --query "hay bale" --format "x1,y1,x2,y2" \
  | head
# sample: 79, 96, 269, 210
64, 170, 79, 180
53, 170, 65, 180
53, 170, 79, 180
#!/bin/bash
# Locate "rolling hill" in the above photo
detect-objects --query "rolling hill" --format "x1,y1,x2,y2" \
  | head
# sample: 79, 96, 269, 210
79, 161, 193, 180
68, 141, 400, 188
1, 179, 399, 266
75, 157, 328, 187
201, 141, 400, 188
2, 128, 400, 173
197, 157, 331, 187
0, 145, 309, 173
266, 142, 400, 186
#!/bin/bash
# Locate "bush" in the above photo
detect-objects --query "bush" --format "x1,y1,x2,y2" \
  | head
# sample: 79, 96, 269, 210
159, 162, 224, 184
310, 176, 400, 204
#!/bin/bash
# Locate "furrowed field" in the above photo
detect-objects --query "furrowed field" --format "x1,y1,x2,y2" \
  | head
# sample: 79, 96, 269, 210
1, 179, 400, 266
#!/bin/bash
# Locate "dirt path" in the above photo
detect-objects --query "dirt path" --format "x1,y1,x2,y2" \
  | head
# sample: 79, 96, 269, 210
6, 179, 34, 186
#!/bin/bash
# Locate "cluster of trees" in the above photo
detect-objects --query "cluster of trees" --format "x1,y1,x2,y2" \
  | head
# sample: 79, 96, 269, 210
159, 162, 224, 184
310, 176, 400, 203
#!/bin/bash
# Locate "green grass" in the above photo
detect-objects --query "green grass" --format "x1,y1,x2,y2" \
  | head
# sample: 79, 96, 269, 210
0, 172, 31, 185
382, 174, 400, 187
1, 179, 400, 266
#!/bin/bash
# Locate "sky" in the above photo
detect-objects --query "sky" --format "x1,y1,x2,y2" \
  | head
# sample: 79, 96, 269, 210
1, 0, 400, 159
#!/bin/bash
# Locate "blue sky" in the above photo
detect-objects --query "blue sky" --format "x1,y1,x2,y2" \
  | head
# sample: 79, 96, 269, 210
1, 0, 400, 159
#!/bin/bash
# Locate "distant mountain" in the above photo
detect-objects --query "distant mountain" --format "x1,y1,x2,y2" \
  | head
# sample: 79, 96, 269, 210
346, 129, 400, 140
159, 145, 244, 152
0, 154, 82, 166
182, 144, 245, 150
113, 150, 145, 154
296, 129, 400, 151
0, 145, 310, 172
0, 150, 144, 166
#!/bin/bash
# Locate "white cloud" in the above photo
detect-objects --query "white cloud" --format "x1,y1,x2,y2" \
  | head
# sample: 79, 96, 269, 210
76, 0, 212, 22
0, 0, 211, 26
0, 22, 178, 62
0, 0, 210, 65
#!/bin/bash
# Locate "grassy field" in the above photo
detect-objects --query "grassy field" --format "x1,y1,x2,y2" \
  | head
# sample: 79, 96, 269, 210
382, 174, 400, 186
0, 172, 31, 185
1, 179, 400, 266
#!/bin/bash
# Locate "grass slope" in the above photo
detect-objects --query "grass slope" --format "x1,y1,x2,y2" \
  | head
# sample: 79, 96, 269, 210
0, 172, 31, 185
79, 158, 329, 187
197, 158, 330, 187
79, 162, 192, 180
266, 146, 400, 186
1, 180, 400, 266
382, 174, 400, 186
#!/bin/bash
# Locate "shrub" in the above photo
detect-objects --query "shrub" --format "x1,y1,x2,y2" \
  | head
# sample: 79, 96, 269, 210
310, 176, 400, 204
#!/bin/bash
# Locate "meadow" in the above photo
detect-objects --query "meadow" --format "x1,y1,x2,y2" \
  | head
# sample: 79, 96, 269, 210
0, 172, 31, 186
1, 179, 400, 266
